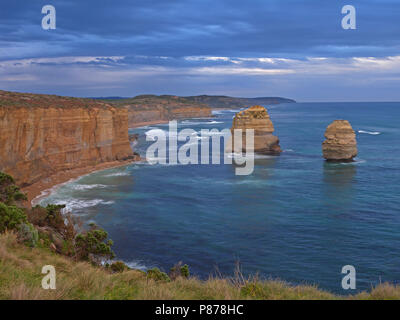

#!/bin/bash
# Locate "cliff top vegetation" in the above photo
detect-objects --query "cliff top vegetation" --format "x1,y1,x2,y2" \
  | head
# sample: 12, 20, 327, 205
104, 94, 210, 111
0, 90, 295, 111
0, 90, 113, 109
184, 95, 296, 109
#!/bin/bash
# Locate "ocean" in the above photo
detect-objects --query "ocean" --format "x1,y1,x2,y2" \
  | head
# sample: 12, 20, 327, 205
39, 102, 400, 294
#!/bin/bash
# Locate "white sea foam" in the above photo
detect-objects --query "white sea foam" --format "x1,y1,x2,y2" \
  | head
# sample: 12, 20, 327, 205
54, 199, 115, 212
353, 158, 367, 164
125, 261, 149, 271
358, 130, 381, 135
212, 109, 241, 115
226, 152, 277, 159
180, 120, 223, 125
329, 158, 367, 166
104, 172, 130, 177
70, 184, 109, 191
32, 177, 77, 207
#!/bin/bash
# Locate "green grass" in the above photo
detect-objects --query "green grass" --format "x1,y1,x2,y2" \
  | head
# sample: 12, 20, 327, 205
1, 232, 400, 300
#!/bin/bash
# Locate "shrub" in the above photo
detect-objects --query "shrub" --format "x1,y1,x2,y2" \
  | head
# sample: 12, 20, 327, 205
147, 267, 171, 282
27, 205, 49, 226
169, 262, 190, 280
75, 223, 115, 264
5, 185, 27, 204
17, 223, 39, 247
0, 172, 14, 185
45, 204, 66, 222
0, 202, 27, 233
180, 264, 190, 278
110, 261, 130, 273
0, 172, 27, 205
28, 204, 78, 241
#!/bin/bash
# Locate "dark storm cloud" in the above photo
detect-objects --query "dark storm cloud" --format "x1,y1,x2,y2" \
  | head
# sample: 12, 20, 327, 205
1, 0, 400, 59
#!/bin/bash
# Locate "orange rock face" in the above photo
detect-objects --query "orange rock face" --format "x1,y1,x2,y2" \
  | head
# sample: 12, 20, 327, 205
322, 120, 358, 162
126, 105, 211, 128
0, 92, 134, 187
230, 105, 282, 154
109, 95, 212, 128
126, 105, 211, 127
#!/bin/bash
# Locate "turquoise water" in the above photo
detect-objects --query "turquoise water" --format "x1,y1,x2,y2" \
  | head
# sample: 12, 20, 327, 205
39, 102, 400, 294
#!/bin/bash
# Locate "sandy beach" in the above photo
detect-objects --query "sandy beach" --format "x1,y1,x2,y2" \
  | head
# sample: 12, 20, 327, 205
24, 158, 141, 206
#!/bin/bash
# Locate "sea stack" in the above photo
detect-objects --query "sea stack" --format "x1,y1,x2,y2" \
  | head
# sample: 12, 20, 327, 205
230, 105, 282, 155
322, 120, 357, 162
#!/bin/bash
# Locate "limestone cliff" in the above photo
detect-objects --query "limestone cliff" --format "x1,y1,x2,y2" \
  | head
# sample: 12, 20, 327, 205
322, 120, 358, 162
230, 105, 282, 155
106, 95, 212, 127
0, 90, 135, 188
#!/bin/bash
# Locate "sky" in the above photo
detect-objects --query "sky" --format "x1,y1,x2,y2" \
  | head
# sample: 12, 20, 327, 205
0, 0, 399, 101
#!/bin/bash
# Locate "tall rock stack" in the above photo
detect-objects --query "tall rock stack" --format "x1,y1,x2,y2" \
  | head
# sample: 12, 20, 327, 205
230, 105, 282, 155
322, 120, 358, 162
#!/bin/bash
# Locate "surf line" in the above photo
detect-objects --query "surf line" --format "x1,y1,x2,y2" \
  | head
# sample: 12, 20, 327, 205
145, 120, 255, 175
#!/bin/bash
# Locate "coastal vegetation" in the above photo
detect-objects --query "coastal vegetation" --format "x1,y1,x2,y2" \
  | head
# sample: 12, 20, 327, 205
102, 94, 296, 110
1, 170, 400, 300
0, 90, 112, 109
184, 95, 296, 109
2, 229, 400, 299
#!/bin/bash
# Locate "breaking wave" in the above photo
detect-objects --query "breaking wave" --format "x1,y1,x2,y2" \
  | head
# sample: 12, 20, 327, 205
104, 172, 130, 177
54, 199, 115, 213
70, 184, 109, 190
125, 260, 149, 271
358, 130, 381, 135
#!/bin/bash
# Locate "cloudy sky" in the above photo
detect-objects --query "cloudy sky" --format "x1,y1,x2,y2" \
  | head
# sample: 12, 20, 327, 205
0, 0, 399, 101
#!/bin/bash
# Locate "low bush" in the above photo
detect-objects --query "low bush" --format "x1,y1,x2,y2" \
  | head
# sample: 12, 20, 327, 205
0, 202, 27, 233
75, 223, 115, 264
110, 261, 130, 273
0, 172, 14, 185
17, 223, 39, 247
28, 204, 78, 241
169, 262, 190, 280
0, 172, 27, 205
147, 267, 171, 282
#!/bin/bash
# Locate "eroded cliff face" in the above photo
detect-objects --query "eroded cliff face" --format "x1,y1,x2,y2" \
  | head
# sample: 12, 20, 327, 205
0, 91, 135, 187
107, 95, 212, 128
127, 105, 211, 127
230, 105, 282, 155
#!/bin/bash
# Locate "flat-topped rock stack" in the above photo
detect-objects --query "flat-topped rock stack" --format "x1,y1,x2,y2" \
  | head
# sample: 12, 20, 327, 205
230, 105, 282, 155
322, 120, 358, 162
